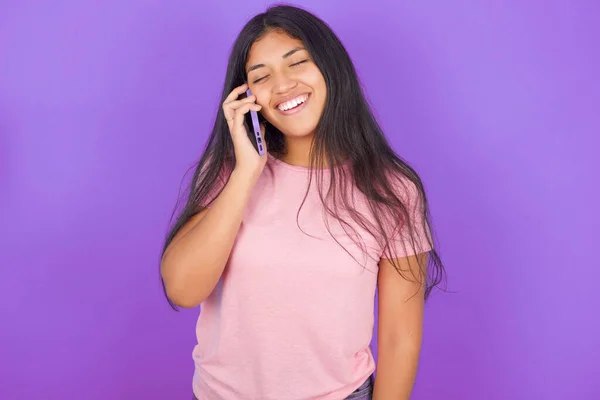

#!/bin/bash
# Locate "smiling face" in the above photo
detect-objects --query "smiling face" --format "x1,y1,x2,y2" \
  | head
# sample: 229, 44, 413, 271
245, 30, 327, 140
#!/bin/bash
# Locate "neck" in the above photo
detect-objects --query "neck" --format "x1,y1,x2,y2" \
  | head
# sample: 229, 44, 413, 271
275, 134, 318, 168
272, 135, 350, 169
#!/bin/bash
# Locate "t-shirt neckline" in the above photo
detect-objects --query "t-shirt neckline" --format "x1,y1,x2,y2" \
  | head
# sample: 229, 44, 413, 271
267, 152, 349, 172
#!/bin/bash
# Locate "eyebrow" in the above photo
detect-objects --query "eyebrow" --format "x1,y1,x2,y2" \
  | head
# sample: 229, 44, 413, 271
246, 47, 307, 73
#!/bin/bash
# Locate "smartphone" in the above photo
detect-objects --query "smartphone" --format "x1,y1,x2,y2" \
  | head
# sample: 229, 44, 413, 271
243, 88, 266, 156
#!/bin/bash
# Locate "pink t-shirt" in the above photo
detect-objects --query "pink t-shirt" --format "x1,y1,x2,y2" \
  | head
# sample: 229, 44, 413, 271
192, 153, 431, 400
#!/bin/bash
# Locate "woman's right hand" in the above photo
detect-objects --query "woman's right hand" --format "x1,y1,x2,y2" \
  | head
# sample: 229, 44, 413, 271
222, 83, 268, 182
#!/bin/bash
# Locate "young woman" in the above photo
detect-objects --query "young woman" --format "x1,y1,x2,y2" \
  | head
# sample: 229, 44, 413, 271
160, 5, 445, 400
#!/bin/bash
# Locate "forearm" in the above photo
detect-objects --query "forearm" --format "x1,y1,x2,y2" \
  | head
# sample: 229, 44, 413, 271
161, 169, 256, 307
373, 337, 421, 400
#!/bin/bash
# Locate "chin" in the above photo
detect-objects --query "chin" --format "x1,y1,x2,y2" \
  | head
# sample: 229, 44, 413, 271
274, 121, 319, 138
280, 129, 315, 138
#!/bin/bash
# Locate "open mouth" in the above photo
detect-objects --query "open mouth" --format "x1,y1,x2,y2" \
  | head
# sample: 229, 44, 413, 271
276, 93, 311, 115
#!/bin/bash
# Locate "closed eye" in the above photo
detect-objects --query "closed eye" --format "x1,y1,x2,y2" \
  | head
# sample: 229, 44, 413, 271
291, 59, 309, 67
252, 60, 309, 83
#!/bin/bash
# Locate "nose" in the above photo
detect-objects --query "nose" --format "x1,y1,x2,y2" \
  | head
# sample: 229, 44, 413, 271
273, 73, 298, 94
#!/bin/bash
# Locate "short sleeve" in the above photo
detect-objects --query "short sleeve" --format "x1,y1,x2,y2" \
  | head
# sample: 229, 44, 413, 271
380, 176, 433, 260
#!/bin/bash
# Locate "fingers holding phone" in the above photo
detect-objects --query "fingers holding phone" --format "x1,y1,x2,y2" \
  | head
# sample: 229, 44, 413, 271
243, 89, 267, 157
222, 84, 268, 180
222, 83, 255, 131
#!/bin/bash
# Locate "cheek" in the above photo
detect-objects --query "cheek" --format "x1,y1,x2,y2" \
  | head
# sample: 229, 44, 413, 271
307, 70, 327, 98
259, 103, 278, 123
317, 81, 327, 101
253, 91, 269, 109
310, 76, 327, 103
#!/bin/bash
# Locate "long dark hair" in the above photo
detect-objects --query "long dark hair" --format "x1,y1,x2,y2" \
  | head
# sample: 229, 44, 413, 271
161, 4, 446, 310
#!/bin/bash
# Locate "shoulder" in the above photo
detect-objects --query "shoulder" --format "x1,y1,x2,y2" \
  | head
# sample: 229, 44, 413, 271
382, 169, 425, 208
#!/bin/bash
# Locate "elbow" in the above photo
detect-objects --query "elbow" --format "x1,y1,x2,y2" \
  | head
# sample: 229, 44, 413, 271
160, 260, 207, 309
379, 331, 422, 355
164, 282, 203, 308
170, 294, 203, 309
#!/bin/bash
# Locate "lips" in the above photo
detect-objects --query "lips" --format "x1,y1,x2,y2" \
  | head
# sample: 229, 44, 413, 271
276, 93, 310, 109
275, 93, 311, 115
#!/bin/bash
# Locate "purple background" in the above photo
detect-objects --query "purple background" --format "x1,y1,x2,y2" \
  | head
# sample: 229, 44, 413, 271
1, 1, 599, 399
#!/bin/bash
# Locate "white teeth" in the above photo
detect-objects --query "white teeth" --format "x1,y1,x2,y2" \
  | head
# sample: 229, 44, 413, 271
278, 94, 308, 111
